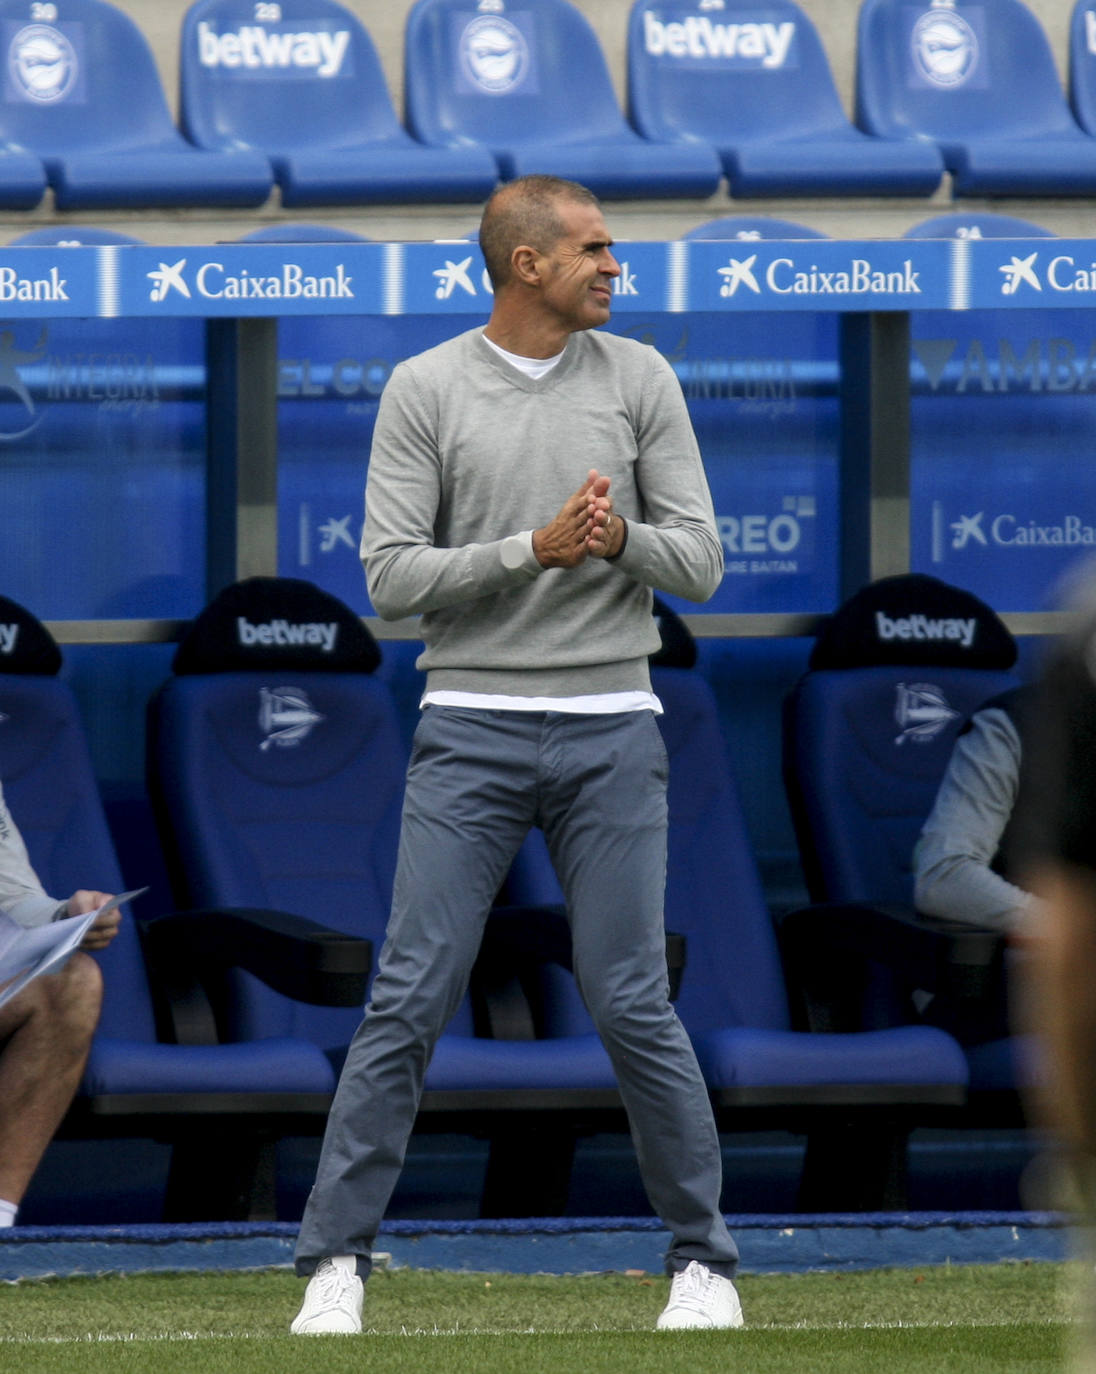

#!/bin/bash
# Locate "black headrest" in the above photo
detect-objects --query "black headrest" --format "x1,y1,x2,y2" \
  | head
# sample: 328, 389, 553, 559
651, 596, 697, 669
172, 577, 381, 676
809, 573, 1017, 671
0, 595, 62, 675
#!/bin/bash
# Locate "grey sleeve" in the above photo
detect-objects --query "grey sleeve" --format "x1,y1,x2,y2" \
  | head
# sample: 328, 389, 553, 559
609, 350, 724, 604
913, 708, 1039, 933
0, 781, 64, 928
360, 365, 542, 621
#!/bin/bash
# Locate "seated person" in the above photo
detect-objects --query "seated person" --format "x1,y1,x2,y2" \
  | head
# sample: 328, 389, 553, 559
913, 685, 1043, 938
0, 780, 119, 1226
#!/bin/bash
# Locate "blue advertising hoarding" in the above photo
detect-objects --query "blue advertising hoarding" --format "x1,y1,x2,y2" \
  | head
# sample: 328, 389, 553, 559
1, 235, 1095, 622
680, 238, 954, 312
909, 301, 1096, 610
5, 235, 1095, 318
106, 243, 389, 318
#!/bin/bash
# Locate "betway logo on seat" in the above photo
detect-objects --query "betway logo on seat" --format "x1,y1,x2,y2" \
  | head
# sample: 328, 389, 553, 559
0, 624, 18, 654
876, 612, 977, 649
196, 21, 350, 78
643, 13, 795, 66
238, 617, 338, 653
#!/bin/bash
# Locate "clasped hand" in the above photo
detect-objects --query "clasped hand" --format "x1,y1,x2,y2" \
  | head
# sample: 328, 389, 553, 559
532, 469, 623, 568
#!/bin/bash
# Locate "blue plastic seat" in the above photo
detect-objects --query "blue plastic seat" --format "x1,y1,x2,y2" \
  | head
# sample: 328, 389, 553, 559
902, 212, 1055, 240
628, 0, 943, 197
180, 0, 498, 205
782, 575, 1025, 1102
1070, 0, 1096, 134
7, 226, 145, 246
403, 0, 722, 199
0, 147, 46, 210
857, 0, 1096, 196
683, 215, 828, 240
0, 0, 272, 209
0, 594, 369, 1220
505, 609, 971, 1209
236, 223, 371, 243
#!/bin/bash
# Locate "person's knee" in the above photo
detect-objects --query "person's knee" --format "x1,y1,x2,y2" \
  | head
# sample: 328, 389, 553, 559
44, 952, 103, 1039
582, 975, 672, 1041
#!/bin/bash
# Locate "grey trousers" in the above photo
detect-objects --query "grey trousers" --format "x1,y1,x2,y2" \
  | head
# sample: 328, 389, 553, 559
294, 706, 738, 1279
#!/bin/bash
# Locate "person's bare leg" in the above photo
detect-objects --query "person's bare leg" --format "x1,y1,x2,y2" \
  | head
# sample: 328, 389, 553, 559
0, 952, 102, 1207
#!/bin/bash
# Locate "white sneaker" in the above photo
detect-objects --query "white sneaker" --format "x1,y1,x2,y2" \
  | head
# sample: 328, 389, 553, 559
656, 1260, 744, 1331
290, 1255, 363, 1334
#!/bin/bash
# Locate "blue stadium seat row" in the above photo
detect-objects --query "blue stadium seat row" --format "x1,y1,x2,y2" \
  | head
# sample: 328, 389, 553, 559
1, 0, 1096, 209
857, 0, 1096, 197
9, 576, 1012, 1220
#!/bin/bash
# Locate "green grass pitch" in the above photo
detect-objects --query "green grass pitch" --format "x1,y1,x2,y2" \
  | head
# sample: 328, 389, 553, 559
0, 1261, 1076, 1373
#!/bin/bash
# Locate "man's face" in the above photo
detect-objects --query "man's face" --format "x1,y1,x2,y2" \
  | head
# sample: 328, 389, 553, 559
537, 199, 620, 334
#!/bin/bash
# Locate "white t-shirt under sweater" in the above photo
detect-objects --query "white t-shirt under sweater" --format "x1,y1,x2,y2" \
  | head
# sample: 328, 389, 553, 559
361, 327, 723, 705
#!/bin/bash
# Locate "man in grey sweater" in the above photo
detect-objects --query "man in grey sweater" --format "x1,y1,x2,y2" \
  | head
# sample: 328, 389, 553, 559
292, 175, 741, 1334
0, 780, 119, 1226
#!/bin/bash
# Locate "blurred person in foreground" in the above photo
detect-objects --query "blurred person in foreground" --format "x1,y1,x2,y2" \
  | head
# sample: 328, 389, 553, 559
290, 174, 742, 1335
1016, 570, 1096, 1371
0, 779, 119, 1226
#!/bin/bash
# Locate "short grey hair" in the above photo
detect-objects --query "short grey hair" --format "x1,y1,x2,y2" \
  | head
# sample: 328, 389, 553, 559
479, 175, 600, 289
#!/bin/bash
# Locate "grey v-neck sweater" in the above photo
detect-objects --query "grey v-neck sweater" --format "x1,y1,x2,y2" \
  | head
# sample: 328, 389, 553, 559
361, 327, 723, 699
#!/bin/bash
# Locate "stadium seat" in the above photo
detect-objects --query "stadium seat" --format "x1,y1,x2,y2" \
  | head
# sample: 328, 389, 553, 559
236, 223, 371, 243
7, 226, 145, 246
683, 215, 828, 239
1070, 0, 1096, 134
403, 0, 722, 199
0, 593, 371, 1221
148, 577, 678, 1218
902, 212, 1055, 239
856, 0, 1096, 196
0, 148, 47, 210
0, 0, 273, 209
504, 603, 972, 1210
628, 0, 943, 197
180, 0, 498, 205
781, 574, 1026, 1103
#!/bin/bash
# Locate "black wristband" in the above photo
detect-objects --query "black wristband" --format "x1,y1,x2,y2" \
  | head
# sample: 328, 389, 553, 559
605, 516, 628, 562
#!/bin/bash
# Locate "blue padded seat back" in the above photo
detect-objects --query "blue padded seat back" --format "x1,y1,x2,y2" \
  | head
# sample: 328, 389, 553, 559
149, 669, 405, 1052
629, 0, 852, 141
180, 0, 405, 151
0, 673, 155, 1042
0, 0, 189, 153
655, 668, 790, 1032
507, 666, 791, 1037
784, 573, 1021, 908
405, 0, 635, 150
857, 0, 1081, 145
785, 663, 1019, 907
